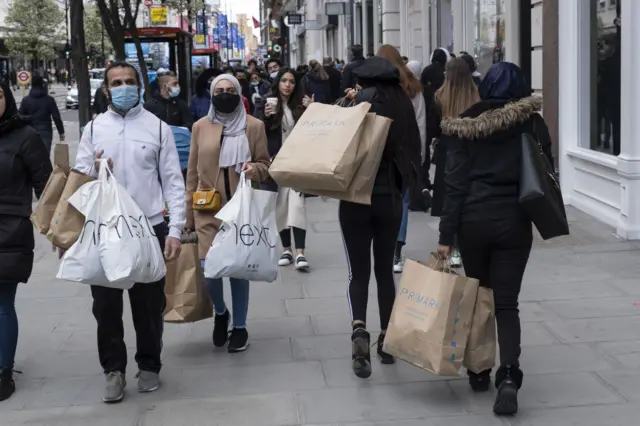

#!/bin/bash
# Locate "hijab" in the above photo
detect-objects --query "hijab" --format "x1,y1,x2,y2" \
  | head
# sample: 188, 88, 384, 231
0, 81, 23, 134
479, 62, 532, 101
430, 47, 451, 66
207, 74, 251, 174
406, 60, 422, 79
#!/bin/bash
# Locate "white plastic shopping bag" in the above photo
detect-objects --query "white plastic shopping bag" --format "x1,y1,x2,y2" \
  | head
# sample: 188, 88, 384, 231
204, 173, 279, 282
96, 162, 166, 284
56, 163, 132, 289
56, 160, 165, 288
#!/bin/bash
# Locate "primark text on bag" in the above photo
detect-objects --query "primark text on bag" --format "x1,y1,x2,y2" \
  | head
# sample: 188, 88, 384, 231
268, 102, 371, 192
204, 173, 279, 283
383, 259, 479, 376
57, 160, 166, 288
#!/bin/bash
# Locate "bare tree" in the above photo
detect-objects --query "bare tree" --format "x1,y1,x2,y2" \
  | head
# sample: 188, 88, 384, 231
69, 0, 91, 128
121, 0, 151, 100
95, 0, 127, 61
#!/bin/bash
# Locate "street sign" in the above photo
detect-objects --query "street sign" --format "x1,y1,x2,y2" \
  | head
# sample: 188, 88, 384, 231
287, 14, 303, 25
273, 45, 282, 53
144, 0, 152, 7
150, 7, 167, 25
17, 71, 31, 86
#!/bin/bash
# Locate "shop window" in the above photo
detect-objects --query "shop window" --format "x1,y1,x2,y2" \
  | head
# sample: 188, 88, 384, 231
473, 0, 505, 76
591, 0, 621, 155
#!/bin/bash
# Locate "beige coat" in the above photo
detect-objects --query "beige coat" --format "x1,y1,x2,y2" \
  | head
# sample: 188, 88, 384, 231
185, 115, 271, 258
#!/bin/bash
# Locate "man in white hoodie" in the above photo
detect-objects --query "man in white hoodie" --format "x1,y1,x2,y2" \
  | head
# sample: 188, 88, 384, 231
75, 61, 185, 404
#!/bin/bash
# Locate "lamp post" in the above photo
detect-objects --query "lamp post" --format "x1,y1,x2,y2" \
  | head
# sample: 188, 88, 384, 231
65, 0, 71, 86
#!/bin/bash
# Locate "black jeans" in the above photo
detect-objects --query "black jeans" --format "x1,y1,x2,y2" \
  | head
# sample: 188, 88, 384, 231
339, 193, 403, 331
280, 227, 306, 250
457, 216, 533, 367
90, 223, 167, 374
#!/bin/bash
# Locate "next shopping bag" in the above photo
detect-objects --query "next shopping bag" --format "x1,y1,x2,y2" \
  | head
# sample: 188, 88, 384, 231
204, 173, 279, 282
269, 102, 371, 192
383, 259, 479, 376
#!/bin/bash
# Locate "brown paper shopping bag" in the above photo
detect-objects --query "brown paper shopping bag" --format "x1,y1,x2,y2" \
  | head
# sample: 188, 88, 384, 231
464, 287, 496, 373
383, 259, 479, 376
31, 166, 69, 235
303, 113, 392, 205
53, 143, 70, 169
269, 102, 371, 192
47, 169, 95, 249
164, 237, 213, 323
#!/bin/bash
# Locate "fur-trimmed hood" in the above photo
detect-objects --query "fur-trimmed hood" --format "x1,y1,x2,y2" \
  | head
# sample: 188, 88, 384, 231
441, 96, 543, 140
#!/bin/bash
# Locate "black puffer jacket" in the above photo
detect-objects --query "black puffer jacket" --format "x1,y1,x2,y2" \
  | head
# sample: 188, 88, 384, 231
353, 57, 421, 197
302, 72, 333, 104
437, 96, 553, 246
0, 117, 52, 284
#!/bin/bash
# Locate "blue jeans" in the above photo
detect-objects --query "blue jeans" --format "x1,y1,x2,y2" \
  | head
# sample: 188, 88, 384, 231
0, 283, 19, 369
200, 261, 250, 328
397, 191, 411, 244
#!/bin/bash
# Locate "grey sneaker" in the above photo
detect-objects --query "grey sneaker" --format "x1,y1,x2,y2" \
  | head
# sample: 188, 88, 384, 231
135, 371, 160, 393
103, 371, 126, 403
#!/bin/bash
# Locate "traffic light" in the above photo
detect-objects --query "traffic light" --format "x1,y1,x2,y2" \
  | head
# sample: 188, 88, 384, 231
64, 42, 71, 58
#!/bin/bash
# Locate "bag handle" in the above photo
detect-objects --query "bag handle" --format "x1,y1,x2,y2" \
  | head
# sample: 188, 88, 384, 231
97, 158, 115, 182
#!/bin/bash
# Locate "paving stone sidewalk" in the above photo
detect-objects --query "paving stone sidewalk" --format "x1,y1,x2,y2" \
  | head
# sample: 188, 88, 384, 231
4, 199, 640, 425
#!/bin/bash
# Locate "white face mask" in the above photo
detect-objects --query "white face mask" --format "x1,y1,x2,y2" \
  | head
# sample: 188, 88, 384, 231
270, 71, 278, 79
169, 87, 181, 98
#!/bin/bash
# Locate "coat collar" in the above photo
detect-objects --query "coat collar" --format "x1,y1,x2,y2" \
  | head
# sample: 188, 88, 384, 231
441, 96, 543, 140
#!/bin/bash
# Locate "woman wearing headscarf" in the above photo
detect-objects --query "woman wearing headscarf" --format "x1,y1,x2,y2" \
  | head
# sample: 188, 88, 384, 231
185, 74, 271, 353
261, 67, 312, 271
436, 62, 553, 416
191, 68, 223, 121
0, 81, 52, 401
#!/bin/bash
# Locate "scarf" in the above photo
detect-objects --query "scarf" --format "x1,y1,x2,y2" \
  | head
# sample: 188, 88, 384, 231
207, 74, 251, 173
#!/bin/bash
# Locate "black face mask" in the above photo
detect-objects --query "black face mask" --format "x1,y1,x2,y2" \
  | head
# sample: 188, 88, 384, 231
212, 93, 240, 114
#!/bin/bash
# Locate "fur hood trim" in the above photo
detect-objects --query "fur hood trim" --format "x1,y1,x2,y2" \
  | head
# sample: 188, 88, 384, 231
441, 96, 543, 139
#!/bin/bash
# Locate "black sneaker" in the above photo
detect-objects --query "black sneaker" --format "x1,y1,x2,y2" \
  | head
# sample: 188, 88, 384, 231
351, 328, 372, 379
227, 328, 249, 353
468, 369, 491, 392
493, 365, 523, 416
377, 334, 395, 365
0, 368, 16, 402
278, 251, 293, 266
213, 310, 230, 348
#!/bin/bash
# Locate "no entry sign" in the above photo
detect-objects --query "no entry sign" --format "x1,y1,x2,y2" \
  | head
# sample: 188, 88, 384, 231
17, 71, 31, 86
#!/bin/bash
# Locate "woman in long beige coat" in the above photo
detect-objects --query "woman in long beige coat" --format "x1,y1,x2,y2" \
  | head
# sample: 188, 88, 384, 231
185, 74, 271, 353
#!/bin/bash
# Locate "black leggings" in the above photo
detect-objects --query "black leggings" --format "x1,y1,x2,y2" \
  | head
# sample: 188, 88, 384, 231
457, 216, 533, 367
339, 194, 403, 331
280, 227, 306, 250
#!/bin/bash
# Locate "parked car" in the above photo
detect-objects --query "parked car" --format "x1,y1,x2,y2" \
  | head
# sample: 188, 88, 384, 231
66, 80, 102, 109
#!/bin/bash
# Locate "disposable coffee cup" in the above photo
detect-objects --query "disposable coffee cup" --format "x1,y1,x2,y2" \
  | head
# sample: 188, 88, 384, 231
266, 97, 278, 106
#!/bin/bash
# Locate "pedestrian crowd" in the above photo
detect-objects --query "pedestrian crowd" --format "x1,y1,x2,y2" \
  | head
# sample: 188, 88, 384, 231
0, 43, 566, 418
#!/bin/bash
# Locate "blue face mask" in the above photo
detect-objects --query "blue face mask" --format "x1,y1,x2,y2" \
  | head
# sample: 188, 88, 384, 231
110, 85, 140, 111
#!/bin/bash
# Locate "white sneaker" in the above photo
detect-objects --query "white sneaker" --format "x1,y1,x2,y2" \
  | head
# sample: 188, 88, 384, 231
393, 255, 404, 273
450, 250, 462, 268
278, 251, 293, 266
295, 254, 310, 271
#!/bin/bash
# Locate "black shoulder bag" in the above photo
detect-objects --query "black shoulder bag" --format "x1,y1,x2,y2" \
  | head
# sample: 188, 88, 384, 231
519, 133, 569, 240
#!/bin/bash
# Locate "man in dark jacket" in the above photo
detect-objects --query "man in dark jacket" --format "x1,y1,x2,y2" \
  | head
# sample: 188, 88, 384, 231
323, 57, 342, 103
259, 58, 282, 96
92, 85, 109, 117
18, 75, 65, 154
340, 45, 366, 94
144, 72, 193, 130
